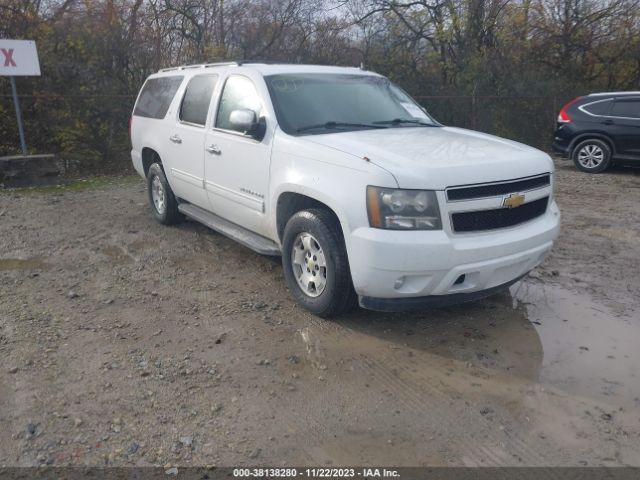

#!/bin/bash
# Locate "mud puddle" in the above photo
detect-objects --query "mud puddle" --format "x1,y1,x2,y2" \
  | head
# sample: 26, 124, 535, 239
101, 245, 134, 264
0, 257, 49, 271
512, 281, 640, 410
335, 280, 639, 411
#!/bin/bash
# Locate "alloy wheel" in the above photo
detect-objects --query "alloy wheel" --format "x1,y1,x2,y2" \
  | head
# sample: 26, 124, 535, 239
291, 232, 327, 297
577, 144, 604, 169
151, 175, 166, 215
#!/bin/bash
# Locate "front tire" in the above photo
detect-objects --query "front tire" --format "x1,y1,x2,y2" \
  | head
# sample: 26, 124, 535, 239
282, 209, 357, 318
147, 163, 183, 225
572, 139, 611, 173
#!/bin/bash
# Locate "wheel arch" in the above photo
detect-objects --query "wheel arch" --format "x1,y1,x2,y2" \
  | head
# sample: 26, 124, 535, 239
275, 191, 345, 244
569, 133, 615, 157
141, 147, 161, 177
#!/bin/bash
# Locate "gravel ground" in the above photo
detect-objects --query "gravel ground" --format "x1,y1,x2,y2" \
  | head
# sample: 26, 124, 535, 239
0, 159, 639, 467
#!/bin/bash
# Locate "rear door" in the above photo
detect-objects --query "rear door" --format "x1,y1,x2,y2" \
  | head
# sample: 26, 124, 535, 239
164, 73, 219, 208
606, 98, 640, 157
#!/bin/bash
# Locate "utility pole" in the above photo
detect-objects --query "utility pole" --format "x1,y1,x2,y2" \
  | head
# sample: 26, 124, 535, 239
10, 76, 28, 155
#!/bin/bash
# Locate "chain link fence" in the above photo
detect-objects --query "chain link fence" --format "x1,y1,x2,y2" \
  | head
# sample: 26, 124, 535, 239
416, 95, 560, 150
1, 93, 561, 172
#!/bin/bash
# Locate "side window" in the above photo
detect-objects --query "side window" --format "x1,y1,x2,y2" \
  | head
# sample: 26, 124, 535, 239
179, 74, 218, 126
134, 76, 183, 119
215, 75, 263, 132
582, 99, 612, 116
610, 99, 640, 119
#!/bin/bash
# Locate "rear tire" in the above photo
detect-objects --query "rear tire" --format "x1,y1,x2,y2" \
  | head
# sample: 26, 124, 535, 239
572, 139, 612, 173
147, 163, 183, 225
282, 209, 357, 318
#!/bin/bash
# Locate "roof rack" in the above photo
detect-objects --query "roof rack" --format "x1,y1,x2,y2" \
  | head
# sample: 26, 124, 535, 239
158, 61, 366, 73
236, 61, 364, 69
588, 91, 640, 96
234, 60, 318, 66
158, 61, 238, 72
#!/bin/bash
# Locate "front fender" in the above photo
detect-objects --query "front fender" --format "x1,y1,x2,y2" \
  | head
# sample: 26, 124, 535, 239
268, 132, 397, 254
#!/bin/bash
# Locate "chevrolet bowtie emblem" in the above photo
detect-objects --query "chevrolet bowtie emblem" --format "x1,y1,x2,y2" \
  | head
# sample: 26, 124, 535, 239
503, 193, 525, 208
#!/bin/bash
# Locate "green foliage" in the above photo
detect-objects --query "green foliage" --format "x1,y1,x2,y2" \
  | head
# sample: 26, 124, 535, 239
1, 175, 142, 194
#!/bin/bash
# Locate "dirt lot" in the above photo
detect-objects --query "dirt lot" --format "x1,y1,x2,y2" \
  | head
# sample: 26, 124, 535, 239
1, 159, 639, 468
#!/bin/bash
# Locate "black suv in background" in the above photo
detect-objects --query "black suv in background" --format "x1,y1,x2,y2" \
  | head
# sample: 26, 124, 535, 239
552, 92, 640, 173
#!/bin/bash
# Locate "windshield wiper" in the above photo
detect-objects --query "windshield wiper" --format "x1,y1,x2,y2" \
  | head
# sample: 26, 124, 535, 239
296, 121, 388, 133
373, 118, 437, 126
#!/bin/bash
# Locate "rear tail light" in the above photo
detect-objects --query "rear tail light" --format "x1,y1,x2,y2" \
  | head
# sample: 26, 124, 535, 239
557, 97, 582, 123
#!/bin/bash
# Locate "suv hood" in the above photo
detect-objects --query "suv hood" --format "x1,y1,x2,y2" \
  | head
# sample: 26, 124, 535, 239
303, 126, 553, 189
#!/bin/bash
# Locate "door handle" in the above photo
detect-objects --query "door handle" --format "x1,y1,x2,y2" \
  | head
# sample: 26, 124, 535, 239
602, 119, 614, 125
169, 134, 182, 144
206, 144, 221, 155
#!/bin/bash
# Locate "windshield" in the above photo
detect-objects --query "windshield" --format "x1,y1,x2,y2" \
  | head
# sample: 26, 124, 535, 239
265, 73, 438, 135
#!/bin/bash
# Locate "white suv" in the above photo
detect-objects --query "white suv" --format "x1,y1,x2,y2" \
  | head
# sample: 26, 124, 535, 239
130, 62, 560, 317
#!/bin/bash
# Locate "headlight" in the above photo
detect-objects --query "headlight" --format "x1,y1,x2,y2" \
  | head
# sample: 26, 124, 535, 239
367, 186, 442, 230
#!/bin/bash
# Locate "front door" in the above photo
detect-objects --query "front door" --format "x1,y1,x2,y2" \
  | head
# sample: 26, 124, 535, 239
204, 73, 272, 237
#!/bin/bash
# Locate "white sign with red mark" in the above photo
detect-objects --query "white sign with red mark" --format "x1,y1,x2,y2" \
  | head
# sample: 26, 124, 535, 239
0, 40, 41, 76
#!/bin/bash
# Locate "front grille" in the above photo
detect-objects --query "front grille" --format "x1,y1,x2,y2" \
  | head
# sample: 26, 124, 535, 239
447, 174, 550, 201
451, 197, 549, 233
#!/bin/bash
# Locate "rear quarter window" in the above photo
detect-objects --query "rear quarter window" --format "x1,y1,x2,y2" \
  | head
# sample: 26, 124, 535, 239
134, 76, 184, 119
581, 99, 612, 116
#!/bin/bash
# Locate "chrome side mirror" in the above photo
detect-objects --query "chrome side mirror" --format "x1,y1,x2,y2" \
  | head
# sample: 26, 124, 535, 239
229, 108, 258, 133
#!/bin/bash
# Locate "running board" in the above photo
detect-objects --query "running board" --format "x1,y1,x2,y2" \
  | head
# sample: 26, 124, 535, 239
178, 203, 281, 256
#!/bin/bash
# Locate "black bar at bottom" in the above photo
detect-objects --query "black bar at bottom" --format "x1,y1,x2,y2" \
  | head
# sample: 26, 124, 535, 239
0, 467, 638, 480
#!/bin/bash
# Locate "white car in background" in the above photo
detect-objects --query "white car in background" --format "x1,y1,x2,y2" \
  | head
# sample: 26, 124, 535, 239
130, 62, 560, 317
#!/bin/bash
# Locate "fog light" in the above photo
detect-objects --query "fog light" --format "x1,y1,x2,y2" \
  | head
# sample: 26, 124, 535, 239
394, 277, 405, 290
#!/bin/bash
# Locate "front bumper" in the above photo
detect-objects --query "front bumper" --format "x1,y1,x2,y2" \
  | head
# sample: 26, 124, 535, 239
359, 274, 526, 312
347, 200, 560, 305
